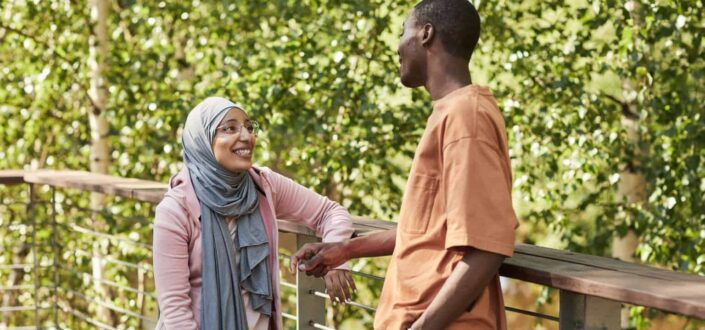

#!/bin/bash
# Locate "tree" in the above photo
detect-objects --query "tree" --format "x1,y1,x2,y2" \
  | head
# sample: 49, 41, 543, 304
1, 0, 703, 329
474, 0, 704, 326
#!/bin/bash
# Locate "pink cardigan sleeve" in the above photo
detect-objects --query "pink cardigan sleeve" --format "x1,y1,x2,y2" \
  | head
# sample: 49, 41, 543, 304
153, 197, 198, 329
264, 169, 354, 260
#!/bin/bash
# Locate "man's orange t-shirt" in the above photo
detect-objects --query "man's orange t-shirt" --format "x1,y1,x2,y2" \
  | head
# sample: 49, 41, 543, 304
374, 85, 518, 330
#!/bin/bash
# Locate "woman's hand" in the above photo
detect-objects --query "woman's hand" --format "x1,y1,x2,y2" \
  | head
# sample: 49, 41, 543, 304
323, 269, 356, 305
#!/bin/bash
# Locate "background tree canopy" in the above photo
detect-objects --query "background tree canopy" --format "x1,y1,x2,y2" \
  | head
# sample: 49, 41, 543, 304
1, 0, 703, 328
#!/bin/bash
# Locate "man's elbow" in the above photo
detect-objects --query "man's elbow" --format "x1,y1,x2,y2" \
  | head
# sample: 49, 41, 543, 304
458, 247, 506, 271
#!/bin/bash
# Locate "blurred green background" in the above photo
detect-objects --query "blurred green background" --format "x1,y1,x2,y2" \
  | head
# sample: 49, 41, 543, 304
1, 0, 703, 329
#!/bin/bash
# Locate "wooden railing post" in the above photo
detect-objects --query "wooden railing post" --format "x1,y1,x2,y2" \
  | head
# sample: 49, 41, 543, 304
50, 187, 60, 328
559, 290, 620, 330
295, 233, 326, 330
28, 183, 41, 329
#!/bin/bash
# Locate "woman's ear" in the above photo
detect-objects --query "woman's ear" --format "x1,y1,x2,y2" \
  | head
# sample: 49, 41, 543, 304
421, 23, 435, 47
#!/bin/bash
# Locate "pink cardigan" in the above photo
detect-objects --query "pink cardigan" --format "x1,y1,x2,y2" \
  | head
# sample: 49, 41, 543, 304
153, 167, 353, 329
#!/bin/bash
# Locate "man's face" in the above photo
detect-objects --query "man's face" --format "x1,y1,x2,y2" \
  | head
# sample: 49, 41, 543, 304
397, 13, 426, 88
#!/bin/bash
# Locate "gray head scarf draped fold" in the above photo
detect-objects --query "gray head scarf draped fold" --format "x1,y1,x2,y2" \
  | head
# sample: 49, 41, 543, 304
182, 97, 272, 329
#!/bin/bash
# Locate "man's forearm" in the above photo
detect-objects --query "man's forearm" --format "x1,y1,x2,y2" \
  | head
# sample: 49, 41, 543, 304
293, 228, 396, 276
344, 228, 396, 259
412, 248, 505, 329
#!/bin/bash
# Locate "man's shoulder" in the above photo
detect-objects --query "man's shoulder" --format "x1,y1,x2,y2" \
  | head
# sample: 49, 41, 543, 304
433, 86, 493, 122
440, 99, 504, 145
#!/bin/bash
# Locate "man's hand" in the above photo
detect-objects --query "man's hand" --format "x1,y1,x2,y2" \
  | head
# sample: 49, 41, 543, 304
290, 229, 396, 277
406, 315, 426, 330
323, 269, 356, 304
290, 241, 349, 277
401, 316, 421, 330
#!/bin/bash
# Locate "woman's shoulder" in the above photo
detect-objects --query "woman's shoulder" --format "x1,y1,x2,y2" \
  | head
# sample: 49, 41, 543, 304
250, 165, 277, 187
250, 166, 295, 195
154, 168, 199, 230
252, 165, 301, 182
251, 165, 275, 178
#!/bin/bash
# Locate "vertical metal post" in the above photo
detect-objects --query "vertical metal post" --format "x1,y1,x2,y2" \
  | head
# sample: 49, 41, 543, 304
295, 233, 326, 330
51, 187, 59, 328
559, 290, 621, 330
29, 184, 40, 329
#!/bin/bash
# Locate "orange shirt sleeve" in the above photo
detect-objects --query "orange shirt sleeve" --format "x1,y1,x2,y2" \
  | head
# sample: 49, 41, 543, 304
442, 124, 517, 257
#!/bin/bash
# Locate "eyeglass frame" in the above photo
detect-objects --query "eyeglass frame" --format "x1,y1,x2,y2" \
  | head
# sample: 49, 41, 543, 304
214, 120, 260, 137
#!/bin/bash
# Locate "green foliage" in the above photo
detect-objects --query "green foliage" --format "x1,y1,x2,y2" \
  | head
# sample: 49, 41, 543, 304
473, 0, 705, 278
627, 1, 705, 274
2, 1, 419, 328
1, 0, 704, 329
475, 0, 626, 254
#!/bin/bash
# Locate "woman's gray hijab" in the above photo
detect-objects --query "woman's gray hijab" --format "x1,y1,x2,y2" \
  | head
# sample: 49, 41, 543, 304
182, 97, 272, 329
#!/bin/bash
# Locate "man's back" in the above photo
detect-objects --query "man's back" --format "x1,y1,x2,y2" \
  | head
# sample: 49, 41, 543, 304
291, 2, 519, 328
374, 85, 517, 330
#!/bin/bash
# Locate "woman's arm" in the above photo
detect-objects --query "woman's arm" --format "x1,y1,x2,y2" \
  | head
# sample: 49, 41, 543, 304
264, 169, 355, 303
266, 169, 354, 247
153, 198, 198, 329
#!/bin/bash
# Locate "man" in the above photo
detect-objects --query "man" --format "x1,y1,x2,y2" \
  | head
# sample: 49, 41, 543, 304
291, 0, 518, 328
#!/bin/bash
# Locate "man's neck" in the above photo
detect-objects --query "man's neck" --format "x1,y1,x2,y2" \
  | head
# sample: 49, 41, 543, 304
424, 56, 472, 101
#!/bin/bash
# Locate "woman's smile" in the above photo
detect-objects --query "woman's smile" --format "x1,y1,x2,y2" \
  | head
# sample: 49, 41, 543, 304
232, 147, 252, 158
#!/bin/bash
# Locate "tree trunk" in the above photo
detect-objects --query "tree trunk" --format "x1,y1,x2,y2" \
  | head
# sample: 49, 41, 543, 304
323, 106, 347, 201
612, 3, 646, 327
612, 115, 643, 263
612, 0, 645, 270
88, 0, 109, 176
613, 96, 646, 328
613, 113, 644, 329
88, 0, 114, 326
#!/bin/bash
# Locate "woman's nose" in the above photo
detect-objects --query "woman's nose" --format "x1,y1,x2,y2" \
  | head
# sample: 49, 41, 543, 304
238, 128, 252, 141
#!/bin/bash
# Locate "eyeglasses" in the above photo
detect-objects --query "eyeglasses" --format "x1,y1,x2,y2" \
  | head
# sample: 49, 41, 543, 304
215, 121, 260, 137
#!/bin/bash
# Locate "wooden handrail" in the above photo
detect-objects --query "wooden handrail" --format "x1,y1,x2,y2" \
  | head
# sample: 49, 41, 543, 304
2, 169, 704, 319
0, 170, 29, 185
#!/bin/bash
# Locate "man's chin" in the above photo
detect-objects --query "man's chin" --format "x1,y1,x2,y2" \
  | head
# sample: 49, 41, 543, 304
400, 76, 422, 88
400, 74, 412, 87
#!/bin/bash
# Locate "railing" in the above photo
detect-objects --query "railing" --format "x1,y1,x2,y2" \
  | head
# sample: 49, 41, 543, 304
0, 170, 704, 329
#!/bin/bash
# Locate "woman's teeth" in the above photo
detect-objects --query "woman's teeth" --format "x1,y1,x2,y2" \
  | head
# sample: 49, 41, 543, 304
233, 149, 251, 156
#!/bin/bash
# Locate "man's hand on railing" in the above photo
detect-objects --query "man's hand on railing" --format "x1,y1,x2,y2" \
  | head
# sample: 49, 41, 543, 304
324, 269, 356, 305
290, 242, 349, 277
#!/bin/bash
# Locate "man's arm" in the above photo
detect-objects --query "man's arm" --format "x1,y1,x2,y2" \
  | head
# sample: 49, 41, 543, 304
409, 248, 505, 330
290, 228, 396, 277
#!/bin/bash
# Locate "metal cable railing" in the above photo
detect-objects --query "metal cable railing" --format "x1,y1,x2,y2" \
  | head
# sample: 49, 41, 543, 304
0, 183, 158, 329
4, 171, 704, 329
0, 181, 566, 330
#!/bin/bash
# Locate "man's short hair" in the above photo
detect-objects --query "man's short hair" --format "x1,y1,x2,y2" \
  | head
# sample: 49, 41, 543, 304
413, 0, 481, 60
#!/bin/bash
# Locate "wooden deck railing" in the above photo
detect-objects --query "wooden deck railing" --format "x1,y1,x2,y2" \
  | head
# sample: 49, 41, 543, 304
1, 170, 704, 329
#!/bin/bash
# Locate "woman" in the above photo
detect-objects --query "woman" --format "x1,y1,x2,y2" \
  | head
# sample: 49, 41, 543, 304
153, 97, 355, 329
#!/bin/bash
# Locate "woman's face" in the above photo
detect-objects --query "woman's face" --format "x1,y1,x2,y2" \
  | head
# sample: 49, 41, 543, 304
212, 108, 256, 173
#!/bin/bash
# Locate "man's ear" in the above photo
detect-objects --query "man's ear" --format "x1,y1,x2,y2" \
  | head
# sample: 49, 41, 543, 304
420, 23, 435, 47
